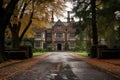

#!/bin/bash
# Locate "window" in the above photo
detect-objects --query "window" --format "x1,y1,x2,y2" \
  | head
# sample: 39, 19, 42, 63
56, 32, 63, 38
36, 34, 41, 38
47, 33, 52, 37
34, 41, 41, 47
69, 42, 75, 48
69, 33, 75, 38
35, 32, 41, 38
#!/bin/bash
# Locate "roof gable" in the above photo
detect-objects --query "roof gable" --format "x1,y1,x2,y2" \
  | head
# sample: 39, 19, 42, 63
53, 19, 65, 28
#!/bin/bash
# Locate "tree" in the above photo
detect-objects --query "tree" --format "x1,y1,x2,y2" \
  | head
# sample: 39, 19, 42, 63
72, 0, 98, 56
0, 0, 20, 62
91, 0, 98, 45
72, 0, 120, 57
9, 0, 34, 48
97, 0, 120, 47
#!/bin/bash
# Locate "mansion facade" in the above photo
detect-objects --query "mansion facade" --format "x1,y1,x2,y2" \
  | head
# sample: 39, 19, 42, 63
34, 12, 76, 51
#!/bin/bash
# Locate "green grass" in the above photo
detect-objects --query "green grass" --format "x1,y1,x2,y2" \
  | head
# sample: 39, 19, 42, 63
33, 52, 45, 57
75, 51, 88, 57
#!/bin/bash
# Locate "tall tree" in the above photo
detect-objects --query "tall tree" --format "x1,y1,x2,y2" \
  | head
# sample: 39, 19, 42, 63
97, 0, 120, 47
72, 0, 92, 41
72, 0, 98, 45
0, 0, 20, 62
91, 0, 98, 45
9, 0, 34, 48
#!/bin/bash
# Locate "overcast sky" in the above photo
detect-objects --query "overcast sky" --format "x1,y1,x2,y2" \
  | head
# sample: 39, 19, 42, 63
54, 2, 79, 22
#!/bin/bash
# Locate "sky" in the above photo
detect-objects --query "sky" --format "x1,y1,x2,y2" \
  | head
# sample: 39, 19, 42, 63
54, 2, 79, 22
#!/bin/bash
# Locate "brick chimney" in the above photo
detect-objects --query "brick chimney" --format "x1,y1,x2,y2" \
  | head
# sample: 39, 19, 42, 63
67, 11, 70, 23
51, 11, 54, 23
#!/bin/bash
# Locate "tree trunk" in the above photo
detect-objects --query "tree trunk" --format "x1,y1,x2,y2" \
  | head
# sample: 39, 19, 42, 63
0, 0, 19, 62
11, 24, 21, 48
19, 20, 32, 41
12, 34, 20, 49
91, 0, 98, 45
0, 27, 5, 62
0, 1, 5, 62
90, 0, 98, 57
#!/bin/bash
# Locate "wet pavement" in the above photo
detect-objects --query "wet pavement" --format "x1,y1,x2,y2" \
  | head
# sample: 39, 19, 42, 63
7, 52, 119, 80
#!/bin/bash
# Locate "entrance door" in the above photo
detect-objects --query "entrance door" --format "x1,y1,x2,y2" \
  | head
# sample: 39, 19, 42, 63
57, 44, 62, 51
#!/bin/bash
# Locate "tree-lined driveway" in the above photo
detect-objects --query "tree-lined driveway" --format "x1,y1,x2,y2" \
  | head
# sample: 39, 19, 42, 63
7, 52, 119, 80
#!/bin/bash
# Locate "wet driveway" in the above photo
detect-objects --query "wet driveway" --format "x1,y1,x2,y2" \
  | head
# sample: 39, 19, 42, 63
8, 52, 119, 80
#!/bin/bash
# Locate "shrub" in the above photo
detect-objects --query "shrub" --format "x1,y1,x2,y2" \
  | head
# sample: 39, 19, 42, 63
32, 48, 46, 53
65, 42, 69, 51
46, 47, 52, 51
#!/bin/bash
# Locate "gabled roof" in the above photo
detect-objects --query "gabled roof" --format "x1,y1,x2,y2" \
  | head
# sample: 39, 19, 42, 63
53, 19, 65, 27
43, 19, 77, 29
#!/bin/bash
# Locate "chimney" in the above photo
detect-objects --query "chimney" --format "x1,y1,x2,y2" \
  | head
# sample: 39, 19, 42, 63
51, 11, 54, 23
67, 11, 70, 23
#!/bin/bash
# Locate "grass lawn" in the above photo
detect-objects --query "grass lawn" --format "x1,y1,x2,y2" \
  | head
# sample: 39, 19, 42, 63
75, 51, 88, 57
33, 52, 45, 57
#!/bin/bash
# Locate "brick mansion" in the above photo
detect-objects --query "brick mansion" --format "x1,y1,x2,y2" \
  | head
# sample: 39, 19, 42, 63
34, 11, 77, 51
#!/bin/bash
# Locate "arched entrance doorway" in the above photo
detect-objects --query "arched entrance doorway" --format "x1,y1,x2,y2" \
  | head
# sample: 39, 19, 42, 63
57, 43, 62, 51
